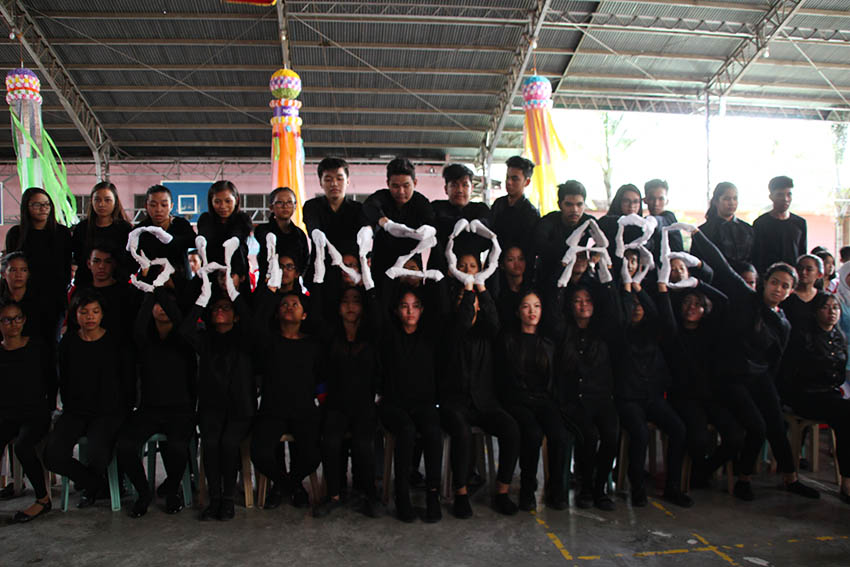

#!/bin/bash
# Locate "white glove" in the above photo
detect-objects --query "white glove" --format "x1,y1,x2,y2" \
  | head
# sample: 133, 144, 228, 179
451, 218, 470, 239
667, 222, 698, 234
383, 220, 418, 239
150, 258, 175, 287
414, 224, 437, 240
468, 219, 496, 240
311, 229, 328, 284
194, 235, 208, 267
620, 257, 633, 285
668, 251, 701, 268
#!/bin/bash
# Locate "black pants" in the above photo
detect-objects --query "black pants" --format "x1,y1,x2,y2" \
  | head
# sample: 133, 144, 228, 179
251, 413, 320, 489
322, 409, 376, 499
672, 396, 745, 478
617, 397, 686, 492
199, 411, 251, 502
563, 399, 619, 495
44, 412, 124, 494
116, 411, 195, 498
504, 399, 568, 496
723, 377, 791, 475
0, 413, 50, 499
379, 402, 442, 498
440, 404, 520, 490
791, 390, 850, 474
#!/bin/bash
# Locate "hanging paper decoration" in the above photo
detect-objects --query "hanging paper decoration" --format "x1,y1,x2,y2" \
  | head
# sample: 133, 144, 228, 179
270, 68, 305, 228
6, 68, 76, 226
521, 75, 567, 216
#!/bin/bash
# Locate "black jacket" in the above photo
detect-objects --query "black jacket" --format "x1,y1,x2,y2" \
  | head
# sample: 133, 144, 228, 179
363, 189, 436, 280
71, 218, 133, 285
431, 200, 491, 272
490, 195, 539, 257
58, 331, 134, 417
135, 216, 197, 281
532, 211, 595, 290
782, 322, 847, 396
693, 215, 753, 266
496, 329, 556, 406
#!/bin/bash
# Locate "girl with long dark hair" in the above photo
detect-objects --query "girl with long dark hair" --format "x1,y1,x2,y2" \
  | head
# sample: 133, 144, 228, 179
691, 182, 753, 265
71, 181, 132, 286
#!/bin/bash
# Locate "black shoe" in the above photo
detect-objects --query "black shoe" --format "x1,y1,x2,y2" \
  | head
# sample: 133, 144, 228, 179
12, 499, 51, 523
290, 484, 310, 508
594, 495, 616, 511
358, 497, 382, 518
156, 481, 168, 498
0, 484, 16, 500
576, 489, 594, 509
395, 495, 415, 523
786, 480, 819, 499
424, 491, 442, 523
452, 493, 473, 519
494, 492, 518, 516
733, 480, 754, 501
218, 499, 235, 521
409, 470, 426, 490
468, 471, 485, 489
545, 493, 568, 511
313, 497, 343, 518
519, 489, 536, 511
663, 488, 694, 508
129, 491, 152, 518
631, 487, 648, 507
200, 499, 221, 521
166, 493, 184, 514
264, 484, 283, 509
77, 489, 97, 509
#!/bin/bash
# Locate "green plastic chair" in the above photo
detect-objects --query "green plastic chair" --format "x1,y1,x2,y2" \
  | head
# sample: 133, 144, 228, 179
61, 437, 121, 512
142, 434, 196, 508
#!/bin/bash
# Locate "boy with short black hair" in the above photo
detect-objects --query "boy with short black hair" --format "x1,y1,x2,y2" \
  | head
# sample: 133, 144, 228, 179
644, 179, 683, 262
752, 175, 807, 274
491, 156, 540, 265
431, 163, 491, 272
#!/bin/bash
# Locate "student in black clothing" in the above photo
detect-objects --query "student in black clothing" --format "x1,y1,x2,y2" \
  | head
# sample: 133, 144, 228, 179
598, 183, 644, 272
811, 246, 836, 291
1, 252, 61, 354
644, 179, 683, 262
255, 187, 308, 286
781, 292, 850, 503
251, 286, 322, 511
612, 282, 692, 508
181, 270, 255, 521
303, 157, 364, 254
71, 181, 133, 287
691, 182, 753, 265
44, 289, 133, 509
431, 164, 491, 272
313, 284, 382, 518
656, 279, 744, 491
550, 281, 620, 511
533, 180, 595, 293
0, 301, 55, 522
490, 156, 540, 265
378, 285, 443, 523
494, 245, 530, 330
135, 185, 197, 282
196, 180, 254, 274
752, 176, 807, 274
363, 158, 436, 283
4, 187, 72, 335
440, 266, 520, 518
695, 227, 819, 501
116, 287, 197, 518
780, 254, 823, 330
497, 290, 568, 511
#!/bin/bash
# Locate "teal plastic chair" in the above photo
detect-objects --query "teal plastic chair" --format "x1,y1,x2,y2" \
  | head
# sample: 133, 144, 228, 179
142, 434, 195, 508
563, 432, 615, 496
61, 437, 121, 512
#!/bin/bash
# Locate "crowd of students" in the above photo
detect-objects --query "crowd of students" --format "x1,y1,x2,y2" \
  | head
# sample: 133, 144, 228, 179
1, 155, 849, 526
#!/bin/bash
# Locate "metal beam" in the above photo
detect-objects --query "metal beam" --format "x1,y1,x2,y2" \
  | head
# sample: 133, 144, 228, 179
276, 0, 291, 68
0, 0, 117, 177
47, 105, 502, 117
479, 0, 552, 174
44, 63, 512, 76
706, 0, 808, 97
48, 123, 522, 134
65, 85, 501, 96
45, 141, 515, 151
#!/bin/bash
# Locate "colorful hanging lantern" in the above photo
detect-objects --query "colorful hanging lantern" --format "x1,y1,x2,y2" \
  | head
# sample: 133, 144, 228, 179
6, 68, 76, 225
270, 68, 305, 228
521, 75, 567, 215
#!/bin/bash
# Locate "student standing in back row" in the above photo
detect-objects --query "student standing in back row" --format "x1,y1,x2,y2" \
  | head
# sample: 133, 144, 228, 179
490, 156, 539, 268
431, 164, 491, 273
644, 179, 683, 263
752, 176, 807, 275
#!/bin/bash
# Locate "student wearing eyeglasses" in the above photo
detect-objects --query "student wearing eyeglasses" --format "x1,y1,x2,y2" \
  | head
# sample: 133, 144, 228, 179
254, 187, 308, 286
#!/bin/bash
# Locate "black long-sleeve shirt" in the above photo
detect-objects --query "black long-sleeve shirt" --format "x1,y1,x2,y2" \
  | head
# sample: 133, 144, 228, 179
135, 216, 197, 281
5, 224, 72, 309
490, 195, 539, 258
196, 211, 253, 270
646, 210, 684, 264
303, 196, 363, 252
782, 322, 847, 396
438, 289, 501, 411
253, 219, 309, 283
431, 200, 491, 272
70, 218, 133, 286
58, 331, 133, 417
692, 215, 753, 266
133, 291, 197, 414
69, 282, 139, 346
0, 338, 55, 419
496, 329, 555, 406
752, 212, 807, 274
362, 189, 436, 280
532, 211, 595, 290
180, 297, 256, 417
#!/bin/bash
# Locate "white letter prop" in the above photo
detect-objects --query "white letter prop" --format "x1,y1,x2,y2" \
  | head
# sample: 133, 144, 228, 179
444, 219, 502, 286
557, 218, 613, 287
265, 233, 282, 289
194, 235, 208, 268
356, 226, 375, 291
659, 224, 700, 289
194, 261, 226, 307
127, 226, 173, 271
310, 228, 362, 286
615, 214, 657, 284
130, 258, 176, 293
383, 221, 443, 283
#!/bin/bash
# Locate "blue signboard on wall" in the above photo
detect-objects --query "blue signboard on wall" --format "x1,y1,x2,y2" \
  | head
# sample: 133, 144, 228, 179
161, 181, 211, 223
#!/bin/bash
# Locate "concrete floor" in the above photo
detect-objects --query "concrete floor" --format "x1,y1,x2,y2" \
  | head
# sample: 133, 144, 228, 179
1, 442, 848, 566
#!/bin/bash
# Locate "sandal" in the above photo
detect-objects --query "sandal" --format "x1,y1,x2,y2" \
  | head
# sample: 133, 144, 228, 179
13, 499, 52, 523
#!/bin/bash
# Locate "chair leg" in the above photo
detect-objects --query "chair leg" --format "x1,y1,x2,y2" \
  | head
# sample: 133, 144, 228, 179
681, 455, 691, 493
725, 461, 734, 495
811, 425, 821, 473
542, 436, 549, 493
382, 434, 394, 506
308, 471, 321, 506
832, 429, 842, 486
197, 444, 207, 508
107, 454, 121, 512
147, 441, 158, 494
441, 434, 452, 500
240, 439, 253, 509
616, 430, 628, 491
485, 435, 497, 496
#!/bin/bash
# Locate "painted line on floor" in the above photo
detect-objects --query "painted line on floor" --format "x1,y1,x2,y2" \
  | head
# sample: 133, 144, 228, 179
530, 510, 573, 561
692, 533, 740, 566
649, 498, 676, 518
